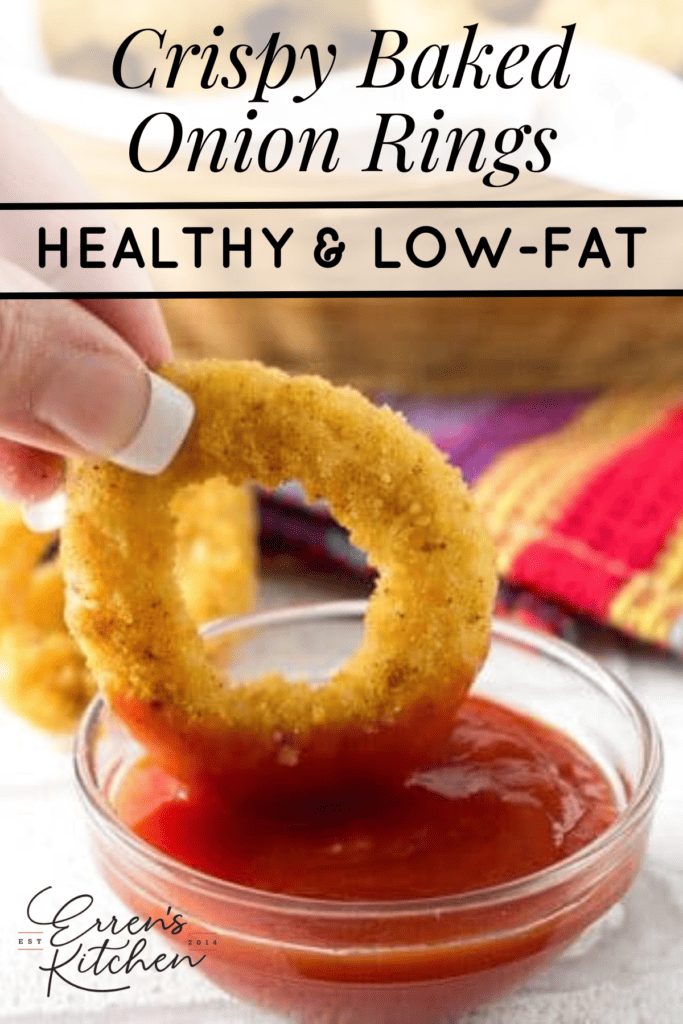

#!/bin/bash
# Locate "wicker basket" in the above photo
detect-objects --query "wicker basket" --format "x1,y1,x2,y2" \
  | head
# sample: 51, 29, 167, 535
161, 294, 683, 395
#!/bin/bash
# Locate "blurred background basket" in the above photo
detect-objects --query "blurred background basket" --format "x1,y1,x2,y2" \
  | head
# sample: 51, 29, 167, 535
160, 293, 683, 394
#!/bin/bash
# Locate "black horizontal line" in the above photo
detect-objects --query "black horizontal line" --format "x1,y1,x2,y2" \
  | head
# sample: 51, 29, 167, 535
2, 290, 682, 299
0, 200, 681, 211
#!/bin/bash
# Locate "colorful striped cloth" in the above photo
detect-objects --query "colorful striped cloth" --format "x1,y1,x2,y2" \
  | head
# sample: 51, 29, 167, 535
259, 388, 683, 654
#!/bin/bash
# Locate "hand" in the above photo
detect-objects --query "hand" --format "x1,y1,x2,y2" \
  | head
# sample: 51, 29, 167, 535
0, 96, 193, 508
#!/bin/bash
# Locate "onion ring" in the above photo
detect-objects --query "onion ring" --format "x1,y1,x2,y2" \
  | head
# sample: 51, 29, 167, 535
63, 360, 496, 792
0, 480, 255, 733
0, 499, 90, 732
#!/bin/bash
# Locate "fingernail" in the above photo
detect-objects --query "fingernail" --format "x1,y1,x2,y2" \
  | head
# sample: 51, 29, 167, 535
37, 354, 194, 475
113, 371, 195, 475
22, 490, 66, 532
36, 351, 151, 457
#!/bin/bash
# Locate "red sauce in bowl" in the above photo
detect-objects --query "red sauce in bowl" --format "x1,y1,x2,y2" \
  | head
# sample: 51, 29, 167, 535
117, 696, 617, 900
105, 695, 633, 1021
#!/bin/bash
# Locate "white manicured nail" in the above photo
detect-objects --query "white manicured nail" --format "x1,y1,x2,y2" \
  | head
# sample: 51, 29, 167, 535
22, 491, 66, 532
113, 371, 195, 475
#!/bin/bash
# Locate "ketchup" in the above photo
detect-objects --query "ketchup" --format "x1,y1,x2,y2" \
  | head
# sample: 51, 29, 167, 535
107, 694, 632, 1021
116, 695, 617, 900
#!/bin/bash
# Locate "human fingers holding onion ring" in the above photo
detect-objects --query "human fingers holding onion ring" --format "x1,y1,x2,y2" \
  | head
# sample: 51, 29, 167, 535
63, 359, 497, 799
0, 280, 194, 725
0, 93, 193, 509
0, 279, 193, 512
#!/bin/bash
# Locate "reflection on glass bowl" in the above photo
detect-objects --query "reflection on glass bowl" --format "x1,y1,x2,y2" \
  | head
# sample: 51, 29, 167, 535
75, 605, 662, 1024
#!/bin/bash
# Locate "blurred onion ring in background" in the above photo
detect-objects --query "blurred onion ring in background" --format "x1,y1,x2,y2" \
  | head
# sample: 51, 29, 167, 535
0, 479, 255, 733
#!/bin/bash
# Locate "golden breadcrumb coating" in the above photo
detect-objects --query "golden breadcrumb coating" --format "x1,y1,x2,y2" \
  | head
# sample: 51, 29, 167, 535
63, 361, 497, 761
0, 479, 255, 733
173, 479, 255, 626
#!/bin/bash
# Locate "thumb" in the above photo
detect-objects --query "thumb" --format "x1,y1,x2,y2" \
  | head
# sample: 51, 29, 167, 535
0, 284, 193, 480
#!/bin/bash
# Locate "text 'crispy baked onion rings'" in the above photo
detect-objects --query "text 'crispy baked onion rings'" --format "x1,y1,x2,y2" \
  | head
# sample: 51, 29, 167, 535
63, 360, 496, 793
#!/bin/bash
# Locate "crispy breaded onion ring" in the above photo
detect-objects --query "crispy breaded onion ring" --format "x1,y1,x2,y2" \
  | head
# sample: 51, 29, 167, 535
0, 481, 254, 733
0, 499, 91, 732
63, 360, 496, 791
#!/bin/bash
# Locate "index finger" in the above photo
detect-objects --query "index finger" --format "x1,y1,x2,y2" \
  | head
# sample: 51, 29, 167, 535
77, 298, 172, 367
0, 96, 173, 367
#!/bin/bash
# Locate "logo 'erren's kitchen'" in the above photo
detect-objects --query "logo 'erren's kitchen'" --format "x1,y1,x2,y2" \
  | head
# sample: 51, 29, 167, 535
24, 887, 206, 996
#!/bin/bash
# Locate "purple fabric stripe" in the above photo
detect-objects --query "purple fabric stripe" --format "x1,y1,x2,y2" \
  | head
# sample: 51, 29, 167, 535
384, 392, 596, 483
375, 395, 499, 439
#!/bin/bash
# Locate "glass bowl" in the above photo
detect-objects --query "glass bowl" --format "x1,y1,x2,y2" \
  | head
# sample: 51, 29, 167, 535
74, 603, 662, 1023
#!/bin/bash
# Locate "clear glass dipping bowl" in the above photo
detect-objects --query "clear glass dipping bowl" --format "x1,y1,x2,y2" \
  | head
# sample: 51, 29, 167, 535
75, 603, 662, 1023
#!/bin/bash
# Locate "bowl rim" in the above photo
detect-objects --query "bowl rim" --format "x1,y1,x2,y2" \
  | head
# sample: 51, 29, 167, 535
74, 602, 663, 919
